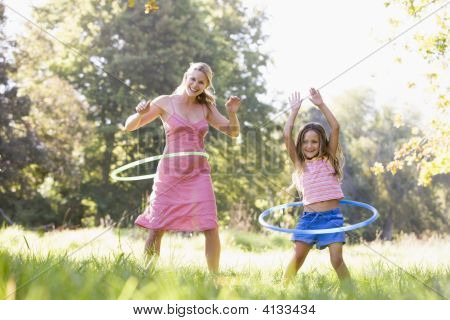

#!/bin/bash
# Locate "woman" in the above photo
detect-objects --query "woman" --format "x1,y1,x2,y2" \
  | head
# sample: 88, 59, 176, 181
124, 62, 241, 272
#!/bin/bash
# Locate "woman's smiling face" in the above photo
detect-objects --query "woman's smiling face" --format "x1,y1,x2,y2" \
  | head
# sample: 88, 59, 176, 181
185, 69, 207, 98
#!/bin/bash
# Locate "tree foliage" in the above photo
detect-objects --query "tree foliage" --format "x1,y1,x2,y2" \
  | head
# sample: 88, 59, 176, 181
0, 3, 53, 225
334, 89, 447, 240
382, 0, 449, 186
14, 0, 277, 226
2, 0, 447, 239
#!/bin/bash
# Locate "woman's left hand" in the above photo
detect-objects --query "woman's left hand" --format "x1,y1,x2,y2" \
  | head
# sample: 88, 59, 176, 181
225, 96, 241, 114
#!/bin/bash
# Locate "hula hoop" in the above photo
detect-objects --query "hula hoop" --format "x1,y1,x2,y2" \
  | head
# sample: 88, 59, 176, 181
258, 200, 379, 235
110, 151, 209, 181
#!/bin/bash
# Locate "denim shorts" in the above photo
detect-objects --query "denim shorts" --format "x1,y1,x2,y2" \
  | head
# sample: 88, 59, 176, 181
291, 207, 345, 250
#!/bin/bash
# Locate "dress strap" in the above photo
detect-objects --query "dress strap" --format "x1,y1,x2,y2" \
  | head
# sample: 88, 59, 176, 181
201, 104, 208, 120
168, 95, 176, 115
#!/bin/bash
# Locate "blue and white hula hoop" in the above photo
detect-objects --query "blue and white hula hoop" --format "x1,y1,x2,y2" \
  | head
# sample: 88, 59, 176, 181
110, 151, 209, 181
259, 200, 379, 235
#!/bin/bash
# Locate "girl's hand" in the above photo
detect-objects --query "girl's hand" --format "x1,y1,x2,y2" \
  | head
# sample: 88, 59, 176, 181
225, 96, 241, 114
289, 91, 303, 112
136, 100, 151, 115
308, 88, 324, 107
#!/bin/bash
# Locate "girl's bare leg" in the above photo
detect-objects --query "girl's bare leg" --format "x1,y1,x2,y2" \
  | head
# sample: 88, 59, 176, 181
283, 241, 312, 284
328, 243, 350, 281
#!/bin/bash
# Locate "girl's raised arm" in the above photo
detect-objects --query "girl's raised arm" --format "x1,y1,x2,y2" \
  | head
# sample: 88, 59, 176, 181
284, 92, 302, 168
308, 88, 340, 157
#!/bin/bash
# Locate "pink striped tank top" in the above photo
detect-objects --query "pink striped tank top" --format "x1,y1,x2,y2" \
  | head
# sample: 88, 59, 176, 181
292, 159, 344, 205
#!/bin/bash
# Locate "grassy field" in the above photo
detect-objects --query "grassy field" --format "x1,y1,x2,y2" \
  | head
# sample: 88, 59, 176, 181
0, 226, 449, 299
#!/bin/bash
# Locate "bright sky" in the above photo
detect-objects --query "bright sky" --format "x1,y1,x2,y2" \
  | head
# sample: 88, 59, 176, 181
4, 0, 448, 121
242, 0, 447, 116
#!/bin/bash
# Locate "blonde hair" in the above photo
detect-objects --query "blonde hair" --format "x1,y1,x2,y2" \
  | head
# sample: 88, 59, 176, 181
174, 62, 216, 108
295, 122, 344, 180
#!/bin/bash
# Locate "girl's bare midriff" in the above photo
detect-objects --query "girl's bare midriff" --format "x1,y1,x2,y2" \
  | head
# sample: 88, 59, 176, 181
304, 199, 340, 213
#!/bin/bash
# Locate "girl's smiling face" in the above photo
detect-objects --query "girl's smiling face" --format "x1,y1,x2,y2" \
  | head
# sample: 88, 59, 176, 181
302, 130, 320, 160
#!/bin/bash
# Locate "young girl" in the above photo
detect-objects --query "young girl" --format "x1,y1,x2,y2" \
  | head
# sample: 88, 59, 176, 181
283, 88, 350, 283
124, 62, 241, 273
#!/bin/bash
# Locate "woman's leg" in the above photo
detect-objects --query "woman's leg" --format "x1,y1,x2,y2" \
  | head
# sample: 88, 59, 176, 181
144, 229, 165, 268
283, 241, 312, 284
203, 227, 221, 273
328, 242, 350, 281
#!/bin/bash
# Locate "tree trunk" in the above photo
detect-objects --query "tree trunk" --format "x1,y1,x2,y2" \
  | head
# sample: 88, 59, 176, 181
381, 212, 393, 240
95, 128, 115, 226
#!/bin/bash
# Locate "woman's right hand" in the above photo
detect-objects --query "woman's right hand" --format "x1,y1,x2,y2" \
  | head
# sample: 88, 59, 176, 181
136, 100, 151, 115
288, 91, 303, 112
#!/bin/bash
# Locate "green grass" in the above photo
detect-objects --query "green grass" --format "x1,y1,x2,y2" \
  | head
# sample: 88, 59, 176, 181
0, 227, 449, 299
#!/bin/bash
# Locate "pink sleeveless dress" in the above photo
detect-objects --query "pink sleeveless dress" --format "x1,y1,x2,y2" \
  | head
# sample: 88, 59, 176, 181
134, 97, 218, 231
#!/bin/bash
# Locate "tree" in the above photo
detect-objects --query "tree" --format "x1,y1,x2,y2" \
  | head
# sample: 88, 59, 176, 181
383, 0, 449, 186
16, 0, 278, 227
0, 2, 52, 226
334, 89, 447, 240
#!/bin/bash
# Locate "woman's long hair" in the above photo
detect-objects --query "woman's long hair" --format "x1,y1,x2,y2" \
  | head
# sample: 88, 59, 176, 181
295, 122, 344, 180
173, 62, 216, 108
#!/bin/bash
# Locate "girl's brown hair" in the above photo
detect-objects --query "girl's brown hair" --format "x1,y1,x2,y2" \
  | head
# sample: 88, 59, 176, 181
295, 122, 344, 180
